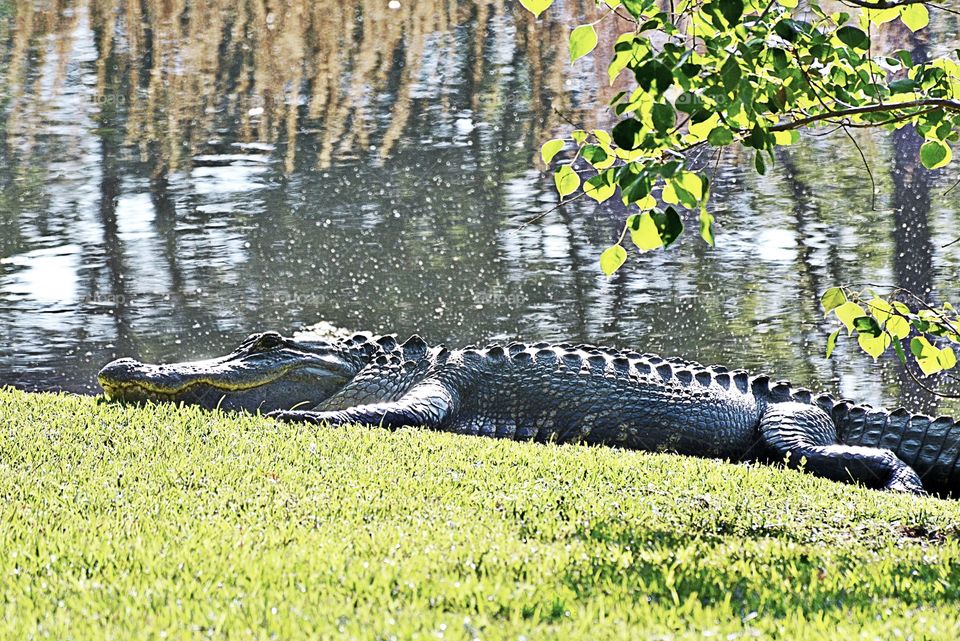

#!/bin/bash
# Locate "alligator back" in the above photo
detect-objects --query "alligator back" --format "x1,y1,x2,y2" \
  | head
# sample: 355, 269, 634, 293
445, 345, 764, 459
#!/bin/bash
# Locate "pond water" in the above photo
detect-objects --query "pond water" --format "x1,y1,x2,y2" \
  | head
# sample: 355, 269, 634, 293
1, 1, 959, 413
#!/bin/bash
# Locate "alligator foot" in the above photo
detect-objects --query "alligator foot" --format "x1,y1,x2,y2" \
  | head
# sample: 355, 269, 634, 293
267, 384, 455, 430
760, 402, 926, 494
885, 465, 925, 494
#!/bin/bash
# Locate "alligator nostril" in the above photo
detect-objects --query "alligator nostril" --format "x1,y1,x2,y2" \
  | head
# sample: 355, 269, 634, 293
98, 357, 142, 380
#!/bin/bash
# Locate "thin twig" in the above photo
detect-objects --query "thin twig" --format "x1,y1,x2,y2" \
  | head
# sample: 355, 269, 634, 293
943, 176, 960, 197
711, 146, 724, 184
553, 107, 583, 130
898, 355, 960, 398
841, 125, 877, 211
513, 191, 588, 231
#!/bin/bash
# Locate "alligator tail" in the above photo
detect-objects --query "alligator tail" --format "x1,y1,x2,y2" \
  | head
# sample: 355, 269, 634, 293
827, 400, 960, 495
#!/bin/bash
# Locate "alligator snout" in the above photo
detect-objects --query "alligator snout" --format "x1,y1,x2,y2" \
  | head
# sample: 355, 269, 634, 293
97, 357, 190, 401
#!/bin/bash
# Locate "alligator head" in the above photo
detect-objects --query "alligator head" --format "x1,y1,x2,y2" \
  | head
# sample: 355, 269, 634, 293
97, 331, 369, 413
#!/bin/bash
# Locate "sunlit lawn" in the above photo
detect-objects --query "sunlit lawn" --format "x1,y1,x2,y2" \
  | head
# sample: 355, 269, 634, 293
2, 387, 959, 640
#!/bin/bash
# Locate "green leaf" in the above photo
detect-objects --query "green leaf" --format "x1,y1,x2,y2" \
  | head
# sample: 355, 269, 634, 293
892, 301, 912, 315
920, 140, 952, 170
585, 171, 616, 203
518, 0, 554, 18
650, 206, 684, 248
676, 172, 703, 201
911, 337, 944, 375
554, 165, 581, 198
621, 171, 652, 204
777, 0, 798, 7
679, 63, 701, 79
612, 118, 644, 151
600, 244, 627, 276
581, 144, 608, 166
627, 213, 663, 251
620, 0, 649, 19
707, 127, 734, 146
635, 60, 673, 94
826, 329, 840, 359
772, 131, 799, 146
718, 0, 743, 26
858, 331, 890, 360
774, 19, 800, 43
745, 124, 770, 151
820, 287, 847, 314
754, 151, 767, 176
853, 316, 882, 338
569, 25, 598, 63
571, 130, 589, 145
540, 139, 564, 165
720, 55, 741, 92
769, 48, 789, 71
892, 337, 908, 364
651, 102, 676, 135
836, 26, 869, 50
675, 92, 702, 114
900, 4, 929, 32
894, 50, 914, 68
699, 207, 715, 246
940, 346, 958, 370
834, 301, 866, 334
888, 78, 918, 94
608, 35, 638, 85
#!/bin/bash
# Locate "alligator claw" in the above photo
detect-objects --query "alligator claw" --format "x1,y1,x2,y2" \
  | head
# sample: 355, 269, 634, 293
266, 409, 326, 424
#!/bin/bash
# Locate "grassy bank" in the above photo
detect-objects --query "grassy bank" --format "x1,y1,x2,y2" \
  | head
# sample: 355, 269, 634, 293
1, 387, 959, 640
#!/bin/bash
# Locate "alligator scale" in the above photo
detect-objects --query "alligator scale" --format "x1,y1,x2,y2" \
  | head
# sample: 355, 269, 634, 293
98, 329, 960, 496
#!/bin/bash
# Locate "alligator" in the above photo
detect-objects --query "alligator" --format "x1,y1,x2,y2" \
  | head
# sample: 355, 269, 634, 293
97, 329, 960, 496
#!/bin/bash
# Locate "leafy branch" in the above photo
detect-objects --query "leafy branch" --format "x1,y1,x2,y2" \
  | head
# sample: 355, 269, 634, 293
522, 0, 959, 272
822, 286, 960, 394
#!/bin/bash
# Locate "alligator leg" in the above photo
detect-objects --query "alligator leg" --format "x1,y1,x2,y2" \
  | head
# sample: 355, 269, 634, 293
759, 402, 924, 494
266, 380, 456, 430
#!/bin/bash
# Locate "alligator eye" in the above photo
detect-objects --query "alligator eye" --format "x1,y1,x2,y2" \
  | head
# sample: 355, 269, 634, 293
248, 332, 285, 352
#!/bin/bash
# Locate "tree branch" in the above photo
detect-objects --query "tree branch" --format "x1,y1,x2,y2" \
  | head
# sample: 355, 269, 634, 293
840, 0, 960, 16
767, 99, 960, 132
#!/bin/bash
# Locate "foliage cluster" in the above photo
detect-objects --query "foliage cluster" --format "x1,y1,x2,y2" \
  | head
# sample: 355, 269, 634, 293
822, 286, 960, 378
528, 0, 958, 272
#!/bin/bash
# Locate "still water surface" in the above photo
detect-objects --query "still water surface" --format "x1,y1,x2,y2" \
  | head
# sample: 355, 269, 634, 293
1, 1, 959, 413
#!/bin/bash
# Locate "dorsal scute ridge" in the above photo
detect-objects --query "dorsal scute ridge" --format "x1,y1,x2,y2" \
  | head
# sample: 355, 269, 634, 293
367, 340, 908, 423
375, 334, 400, 353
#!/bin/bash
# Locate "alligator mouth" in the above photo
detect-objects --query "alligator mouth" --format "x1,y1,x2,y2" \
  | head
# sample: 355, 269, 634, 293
100, 379, 232, 404
98, 359, 351, 411
98, 332, 358, 412
98, 365, 311, 402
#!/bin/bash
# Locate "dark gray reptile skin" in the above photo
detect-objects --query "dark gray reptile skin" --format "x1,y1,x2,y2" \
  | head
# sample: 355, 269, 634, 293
101, 331, 960, 495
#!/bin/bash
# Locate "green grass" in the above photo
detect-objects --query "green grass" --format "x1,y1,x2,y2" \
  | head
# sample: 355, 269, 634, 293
2, 388, 960, 640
